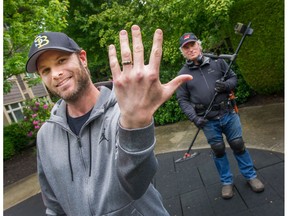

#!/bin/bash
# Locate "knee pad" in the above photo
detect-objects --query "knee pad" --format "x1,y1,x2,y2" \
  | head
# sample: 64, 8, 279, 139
211, 142, 226, 158
229, 137, 246, 155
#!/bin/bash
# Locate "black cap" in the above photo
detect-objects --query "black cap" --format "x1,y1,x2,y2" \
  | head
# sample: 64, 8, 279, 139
179, 33, 198, 48
26, 32, 81, 73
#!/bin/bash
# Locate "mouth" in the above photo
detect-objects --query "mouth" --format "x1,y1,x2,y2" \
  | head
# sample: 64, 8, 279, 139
56, 77, 72, 88
189, 52, 198, 58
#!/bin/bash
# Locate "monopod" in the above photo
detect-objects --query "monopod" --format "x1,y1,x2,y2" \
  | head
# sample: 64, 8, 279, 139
175, 22, 253, 163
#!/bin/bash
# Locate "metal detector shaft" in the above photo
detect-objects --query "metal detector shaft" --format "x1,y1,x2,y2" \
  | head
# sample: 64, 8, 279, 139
218, 21, 252, 82
177, 22, 253, 162
177, 93, 216, 161
185, 128, 200, 154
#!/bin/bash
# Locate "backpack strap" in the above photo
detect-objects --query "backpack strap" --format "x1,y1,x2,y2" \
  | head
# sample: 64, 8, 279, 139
94, 81, 113, 90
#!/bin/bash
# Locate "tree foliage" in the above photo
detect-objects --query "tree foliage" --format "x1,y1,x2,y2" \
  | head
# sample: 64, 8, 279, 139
3, 0, 69, 93
66, 0, 235, 84
4, 0, 235, 92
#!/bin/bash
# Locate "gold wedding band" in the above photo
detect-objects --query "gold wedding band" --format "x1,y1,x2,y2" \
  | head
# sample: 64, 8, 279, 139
122, 60, 133, 65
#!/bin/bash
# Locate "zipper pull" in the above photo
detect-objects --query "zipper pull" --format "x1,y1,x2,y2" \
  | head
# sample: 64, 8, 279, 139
77, 137, 82, 148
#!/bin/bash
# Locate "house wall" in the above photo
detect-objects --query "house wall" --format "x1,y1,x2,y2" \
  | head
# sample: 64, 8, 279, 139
3, 78, 25, 105
3, 74, 50, 125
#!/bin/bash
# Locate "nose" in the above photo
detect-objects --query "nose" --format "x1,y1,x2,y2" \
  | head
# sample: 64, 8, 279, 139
188, 45, 195, 51
51, 68, 63, 79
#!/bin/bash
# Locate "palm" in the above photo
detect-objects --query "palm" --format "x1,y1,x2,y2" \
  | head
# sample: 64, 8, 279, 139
109, 25, 192, 128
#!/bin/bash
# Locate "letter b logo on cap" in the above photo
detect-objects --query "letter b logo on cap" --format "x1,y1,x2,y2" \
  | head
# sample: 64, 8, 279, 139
34, 35, 50, 49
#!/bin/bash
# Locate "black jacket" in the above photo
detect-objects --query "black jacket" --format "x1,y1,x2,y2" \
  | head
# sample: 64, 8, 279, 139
176, 56, 237, 121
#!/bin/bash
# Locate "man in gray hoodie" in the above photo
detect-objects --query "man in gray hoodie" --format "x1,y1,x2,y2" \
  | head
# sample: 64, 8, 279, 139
25, 25, 192, 215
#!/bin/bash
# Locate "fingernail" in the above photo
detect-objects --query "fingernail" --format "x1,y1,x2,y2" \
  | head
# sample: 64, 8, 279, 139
132, 25, 140, 30
120, 30, 127, 35
155, 29, 163, 35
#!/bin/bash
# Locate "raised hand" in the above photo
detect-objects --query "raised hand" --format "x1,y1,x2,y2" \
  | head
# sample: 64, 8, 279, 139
108, 25, 192, 129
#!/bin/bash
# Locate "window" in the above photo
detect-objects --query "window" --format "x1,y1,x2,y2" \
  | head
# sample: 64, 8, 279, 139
5, 102, 24, 123
25, 72, 38, 79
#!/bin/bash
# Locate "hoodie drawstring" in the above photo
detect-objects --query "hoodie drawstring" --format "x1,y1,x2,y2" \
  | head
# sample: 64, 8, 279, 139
66, 124, 92, 182
89, 124, 92, 177
66, 132, 74, 181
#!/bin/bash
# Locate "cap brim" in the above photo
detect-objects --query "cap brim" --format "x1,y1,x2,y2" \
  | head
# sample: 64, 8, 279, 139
181, 39, 197, 48
26, 47, 78, 73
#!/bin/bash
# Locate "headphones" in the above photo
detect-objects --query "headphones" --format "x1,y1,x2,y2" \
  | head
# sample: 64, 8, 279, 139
186, 55, 203, 67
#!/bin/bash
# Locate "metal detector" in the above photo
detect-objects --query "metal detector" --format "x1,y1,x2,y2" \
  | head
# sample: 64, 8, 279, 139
175, 22, 253, 163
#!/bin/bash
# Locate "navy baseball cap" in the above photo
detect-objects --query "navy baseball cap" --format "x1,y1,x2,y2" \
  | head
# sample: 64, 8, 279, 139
26, 32, 81, 73
179, 33, 198, 48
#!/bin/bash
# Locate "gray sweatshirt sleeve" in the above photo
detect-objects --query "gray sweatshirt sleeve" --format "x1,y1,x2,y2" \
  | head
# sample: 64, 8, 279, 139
37, 146, 66, 216
117, 120, 158, 200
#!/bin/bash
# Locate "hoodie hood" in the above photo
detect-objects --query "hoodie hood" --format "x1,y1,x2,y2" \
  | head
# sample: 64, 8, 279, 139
185, 55, 210, 69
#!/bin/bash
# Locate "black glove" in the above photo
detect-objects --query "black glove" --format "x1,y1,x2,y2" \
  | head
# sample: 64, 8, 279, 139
193, 116, 208, 128
215, 80, 228, 93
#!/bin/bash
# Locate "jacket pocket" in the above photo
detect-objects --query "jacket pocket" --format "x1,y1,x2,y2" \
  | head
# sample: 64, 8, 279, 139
101, 202, 143, 216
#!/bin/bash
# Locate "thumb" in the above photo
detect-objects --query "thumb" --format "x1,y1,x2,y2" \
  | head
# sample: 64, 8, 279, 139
167, 74, 193, 91
162, 74, 193, 99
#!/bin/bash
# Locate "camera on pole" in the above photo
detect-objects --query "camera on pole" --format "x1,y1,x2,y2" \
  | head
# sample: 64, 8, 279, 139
234, 23, 253, 36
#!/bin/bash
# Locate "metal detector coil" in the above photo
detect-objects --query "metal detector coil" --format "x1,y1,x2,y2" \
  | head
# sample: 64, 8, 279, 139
175, 152, 200, 163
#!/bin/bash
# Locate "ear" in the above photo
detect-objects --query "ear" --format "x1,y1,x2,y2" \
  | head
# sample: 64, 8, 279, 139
79, 50, 88, 67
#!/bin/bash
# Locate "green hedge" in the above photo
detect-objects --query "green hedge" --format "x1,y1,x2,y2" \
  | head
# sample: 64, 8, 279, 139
4, 123, 32, 160
228, 0, 284, 94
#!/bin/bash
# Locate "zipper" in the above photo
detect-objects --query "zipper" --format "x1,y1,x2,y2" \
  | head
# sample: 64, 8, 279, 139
77, 137, 82, 148
199, 67, 210, 90
77, 137, 88, 173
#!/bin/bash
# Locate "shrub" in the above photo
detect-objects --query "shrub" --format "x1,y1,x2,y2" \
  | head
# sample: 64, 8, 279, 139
154, 95, 187, 126
3, 98, 53, 160
228, 0, 284, 94
22, 98, 54, 140
4, 123, 31, 160
4, 136, 15, 160
232, 64, 252, 104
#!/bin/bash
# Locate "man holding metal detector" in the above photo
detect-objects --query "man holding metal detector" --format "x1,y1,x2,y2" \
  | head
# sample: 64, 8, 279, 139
176, 23, 264, 199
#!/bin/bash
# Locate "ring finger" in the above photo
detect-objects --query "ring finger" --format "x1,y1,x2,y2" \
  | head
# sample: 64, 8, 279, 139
120, 30, 133, 69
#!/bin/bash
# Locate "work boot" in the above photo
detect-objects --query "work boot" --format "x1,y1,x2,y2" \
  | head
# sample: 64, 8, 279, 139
247, 178, 265, 192
222, 184, 234, 199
